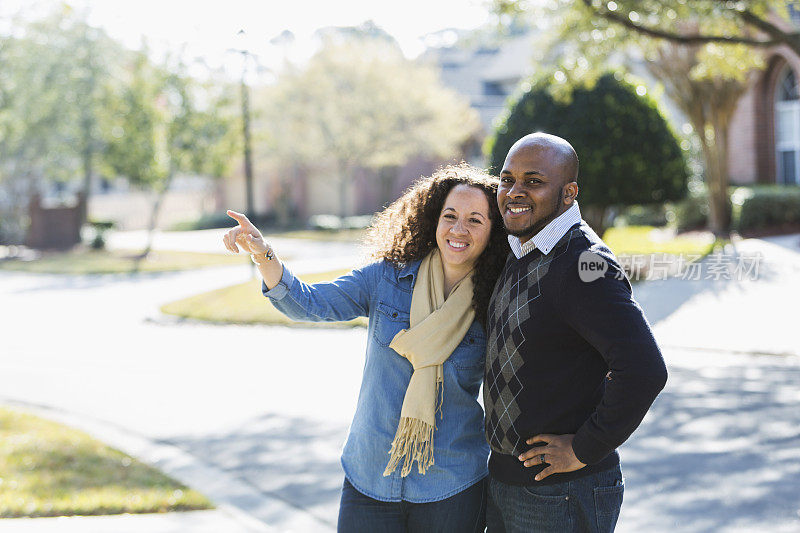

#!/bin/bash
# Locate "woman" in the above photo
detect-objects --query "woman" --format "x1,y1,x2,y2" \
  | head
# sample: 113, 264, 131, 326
223, 163, 509, 532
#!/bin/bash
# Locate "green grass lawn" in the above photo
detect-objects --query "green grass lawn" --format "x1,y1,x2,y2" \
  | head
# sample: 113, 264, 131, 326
160, 269, 369, 328
0, 248, 249, 275
603, 226, 719, 256
0, 407, 213, 518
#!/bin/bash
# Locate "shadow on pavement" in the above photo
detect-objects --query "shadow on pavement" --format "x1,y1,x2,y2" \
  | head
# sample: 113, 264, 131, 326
619, 352, 800, 531
759, 233, 800, 254
168, 412, 348, 529
634, 277, 713, 326
634, 243, 788, 328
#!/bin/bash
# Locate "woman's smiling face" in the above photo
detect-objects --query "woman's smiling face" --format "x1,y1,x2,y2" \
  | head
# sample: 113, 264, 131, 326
435, 184, 492, 273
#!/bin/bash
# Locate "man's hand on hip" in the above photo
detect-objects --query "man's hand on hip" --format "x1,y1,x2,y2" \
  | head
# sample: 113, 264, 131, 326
518, 434, 586, 481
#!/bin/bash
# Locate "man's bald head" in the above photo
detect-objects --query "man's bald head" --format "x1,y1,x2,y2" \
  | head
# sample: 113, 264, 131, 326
498, 132, 580, 241
506, 132, 579, 185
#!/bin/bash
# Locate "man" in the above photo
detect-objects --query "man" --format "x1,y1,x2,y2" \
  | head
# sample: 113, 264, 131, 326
484, 132, 667, 532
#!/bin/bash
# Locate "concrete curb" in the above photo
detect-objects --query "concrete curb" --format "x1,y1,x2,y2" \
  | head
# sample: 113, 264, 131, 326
0, 399, 313, 532
0, 509, 266, 533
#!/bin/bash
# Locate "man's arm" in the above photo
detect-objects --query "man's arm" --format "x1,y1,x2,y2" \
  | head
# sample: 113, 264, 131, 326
519, 249, 667, 479
562, 250, 667, 463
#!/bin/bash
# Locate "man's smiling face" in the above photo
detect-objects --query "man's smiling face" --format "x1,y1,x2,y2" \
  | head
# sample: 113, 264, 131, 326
498, 138, 576, 243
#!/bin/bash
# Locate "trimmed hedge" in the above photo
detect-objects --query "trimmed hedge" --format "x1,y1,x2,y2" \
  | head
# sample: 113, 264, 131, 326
732, 185, 800, 234
618, 204, 669, 227
670, 191, 716, 232
666, 185, 800, 234
486, 72, 688, 209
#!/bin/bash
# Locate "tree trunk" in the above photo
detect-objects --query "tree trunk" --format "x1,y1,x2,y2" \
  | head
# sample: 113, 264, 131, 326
241, 75, 255, 217
80, 147, 92, 225
699, 122, 732, 236
379, 166, 398, 208
79, 115, 93, 226
137, 172, 175, 264
582, 205, 609, 238
645, 42, 745, 238
339, 162, 350, 218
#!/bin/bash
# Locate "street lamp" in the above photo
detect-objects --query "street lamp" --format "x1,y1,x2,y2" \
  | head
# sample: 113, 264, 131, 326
229, 30, 255, 219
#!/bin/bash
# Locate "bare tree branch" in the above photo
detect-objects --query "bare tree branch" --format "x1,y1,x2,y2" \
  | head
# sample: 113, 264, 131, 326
581, 0, 781, 47
739, 8, 800, 50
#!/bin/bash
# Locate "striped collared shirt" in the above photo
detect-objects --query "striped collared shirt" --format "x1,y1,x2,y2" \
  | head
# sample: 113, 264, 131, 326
508, 202, 582, 258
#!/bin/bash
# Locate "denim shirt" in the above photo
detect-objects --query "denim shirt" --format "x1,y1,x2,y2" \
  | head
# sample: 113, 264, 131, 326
263, 259, 489, 503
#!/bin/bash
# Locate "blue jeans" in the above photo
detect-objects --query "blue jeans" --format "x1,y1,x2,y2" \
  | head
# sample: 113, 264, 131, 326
337, 476, 487, 532
486, 465, 624, 533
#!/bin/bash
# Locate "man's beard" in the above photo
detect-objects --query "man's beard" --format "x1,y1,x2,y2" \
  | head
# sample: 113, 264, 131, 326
504, 221, 539, 238
503, 191, 564, 238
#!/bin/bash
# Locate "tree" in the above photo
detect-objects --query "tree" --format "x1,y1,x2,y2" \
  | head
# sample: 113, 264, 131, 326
643, 40, 751, 235
577, 1, 800, 54
257, 36, 480, 216
0, 8, 237, 247
492, 0, 783, 235
487, 72, 688, 235
101, 51, 237, 258
0, 6, 127, 224
493, 1, 799, 50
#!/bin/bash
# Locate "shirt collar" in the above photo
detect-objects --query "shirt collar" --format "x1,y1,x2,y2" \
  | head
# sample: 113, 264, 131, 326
397, 259, 421, 281
508, 202, 582, 259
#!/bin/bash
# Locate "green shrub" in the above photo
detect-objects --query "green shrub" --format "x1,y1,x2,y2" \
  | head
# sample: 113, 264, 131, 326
171, 211, 282, 231
666, 184, 800, 234
617, 204, 669, 227
170, 212, 235, 231
309, 214, 374, 231
486, 72, 688, 214
732, 185, 800, 234
670, 192, 710, 232
308, 214, 343, 231
85, 219, 115, 250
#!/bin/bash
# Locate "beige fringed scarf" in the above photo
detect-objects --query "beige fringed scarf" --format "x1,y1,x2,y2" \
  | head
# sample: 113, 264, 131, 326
383, 249, 475, 477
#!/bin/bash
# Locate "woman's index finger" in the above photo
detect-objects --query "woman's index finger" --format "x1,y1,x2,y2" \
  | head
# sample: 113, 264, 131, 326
227, 210, 251, 226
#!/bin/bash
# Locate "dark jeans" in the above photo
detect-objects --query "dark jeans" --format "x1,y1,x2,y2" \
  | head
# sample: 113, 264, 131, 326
337, 477, 487, 533
486, 465, 624, 533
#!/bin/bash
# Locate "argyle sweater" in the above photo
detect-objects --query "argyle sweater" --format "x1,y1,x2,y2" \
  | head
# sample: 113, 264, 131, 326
484, 222, 667, 486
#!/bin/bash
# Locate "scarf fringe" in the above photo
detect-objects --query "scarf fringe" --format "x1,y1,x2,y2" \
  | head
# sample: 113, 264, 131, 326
383, 378, 443, 478
436, 372, 444, 420
383, 416, 435, 477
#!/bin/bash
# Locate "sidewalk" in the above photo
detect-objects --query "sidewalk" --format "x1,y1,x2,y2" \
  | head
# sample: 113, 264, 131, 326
0, 510, 268, 533
636, 233, 800, 356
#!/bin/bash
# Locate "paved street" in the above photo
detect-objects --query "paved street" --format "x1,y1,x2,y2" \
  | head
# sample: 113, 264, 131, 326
1, 233, 798, 531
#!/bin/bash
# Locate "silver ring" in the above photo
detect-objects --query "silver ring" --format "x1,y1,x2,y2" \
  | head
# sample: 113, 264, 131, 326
539, 453, 546, 464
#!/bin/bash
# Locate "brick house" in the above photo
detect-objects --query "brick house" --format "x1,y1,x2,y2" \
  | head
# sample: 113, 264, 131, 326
720, 10, 800, 186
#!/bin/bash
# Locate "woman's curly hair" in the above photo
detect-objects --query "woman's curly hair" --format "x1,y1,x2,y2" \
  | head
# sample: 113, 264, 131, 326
365, 162, 510, 325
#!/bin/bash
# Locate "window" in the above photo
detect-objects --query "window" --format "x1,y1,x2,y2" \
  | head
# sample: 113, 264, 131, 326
790, 5, 800, 26
775, 67, 800, 185
778, 68, 799, 102
483, 81, 506, 97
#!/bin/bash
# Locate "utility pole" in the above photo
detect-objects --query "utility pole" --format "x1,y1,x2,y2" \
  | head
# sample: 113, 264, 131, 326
232, 30, 255, 218
240, 62, 254, 217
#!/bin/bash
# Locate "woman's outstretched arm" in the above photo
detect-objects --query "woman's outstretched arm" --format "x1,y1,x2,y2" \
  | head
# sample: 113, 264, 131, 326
222, 209, 377, 322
